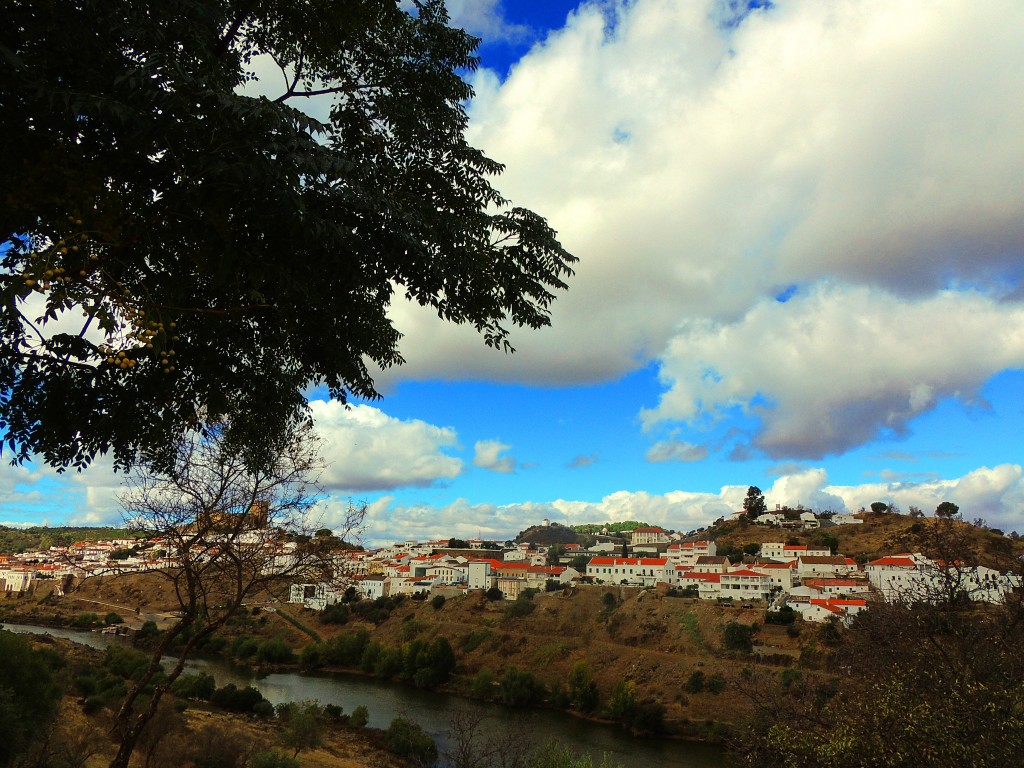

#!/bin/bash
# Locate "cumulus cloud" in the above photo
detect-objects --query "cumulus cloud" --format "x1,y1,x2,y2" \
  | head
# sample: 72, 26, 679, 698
353, 463, 1024, 546
310, 400, 463, 491
646, 440, 708, 463
445, 0, 531, 43
366, 0, 1024, 461
472, 439, 517, 473
642, 284, 1024, 458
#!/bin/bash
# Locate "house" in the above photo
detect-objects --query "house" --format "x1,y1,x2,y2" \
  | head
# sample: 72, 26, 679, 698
789, 597, 867, 625
719, 569, 773, 601
678, 571, 722, 600
288, 582, 341, 611
666, 540, 717, 566
865, 554, 1020, 604
631, 527, 669, 546
797, 555, 858, 579
586, 557, 670, 586
748, 561, 797, 592
693, 555, 731, 573
0, 567, 33, 593
760, 542, 831, 560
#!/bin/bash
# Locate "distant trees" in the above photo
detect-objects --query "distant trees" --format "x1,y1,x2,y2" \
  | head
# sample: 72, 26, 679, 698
743, 487, 768, 520
935, 501, 961, 519
869, 501, 889, 514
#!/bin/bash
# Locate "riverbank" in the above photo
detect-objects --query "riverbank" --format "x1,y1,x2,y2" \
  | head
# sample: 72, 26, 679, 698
1, 573, 815, 742
6, 623, 726, 768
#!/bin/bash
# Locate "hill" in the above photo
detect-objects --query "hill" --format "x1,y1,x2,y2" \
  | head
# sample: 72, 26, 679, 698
705, 511, 1023, 569
0, 526, 136, 555
514, 523, 587, 548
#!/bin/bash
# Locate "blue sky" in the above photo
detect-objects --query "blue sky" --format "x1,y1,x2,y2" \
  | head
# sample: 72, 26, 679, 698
4, 1, 1024, 545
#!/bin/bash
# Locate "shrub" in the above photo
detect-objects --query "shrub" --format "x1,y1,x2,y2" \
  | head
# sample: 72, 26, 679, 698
485, 587, 503, 601
705, 673, 725, 694
171, 672, 216, 700
765, 606, 796, 625
319, 603, 349, 625
431, 594, 446, 610
349, 705, 368, 728
256, 639, 294, 664
500, 667, 545, 707
722, 621, 758, 653
503, 599, 536, 619
472, 668, 495, 698
104, 612, 124, 625
210, 684, 267, 714
384, 717, 437, 766
567, 660, 599, 712
71, 612, 101, 628
684, 671, 705, 694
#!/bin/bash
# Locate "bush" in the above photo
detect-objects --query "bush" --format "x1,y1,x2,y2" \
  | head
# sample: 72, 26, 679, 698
319, 603, 349, 625
71, 612, 102, 628
684, 671, 705, 694
256, 639, 294, 664
349, 705, 368, 728
504, 599, 536, 619
210, 684, 268, 714
567, 660, 599, 712
171, 672, 216, 701
472, 668, 495, 698
431, 594, 446, 610
500, 667, 545, 707
104, 612, 124, 625
722, 621, 758, 653
384, 717, 437, 766
607, 680, 665, 736
485, 587, 503, 601
705, 673, 725, 694
765, 606, 797, 625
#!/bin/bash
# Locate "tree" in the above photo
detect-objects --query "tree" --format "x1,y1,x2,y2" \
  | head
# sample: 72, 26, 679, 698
1, 0, 575, 472
742, 487, 767, 520
870, 501, 889, 514
106, 423, 361, 768
566, 661, 599, 713
935, 501, 961, 519
0, 630, 63, 768
278, 701, 324, 758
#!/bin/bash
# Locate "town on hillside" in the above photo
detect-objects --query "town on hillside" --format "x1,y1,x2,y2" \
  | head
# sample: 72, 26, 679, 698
2, 507, 1020, 629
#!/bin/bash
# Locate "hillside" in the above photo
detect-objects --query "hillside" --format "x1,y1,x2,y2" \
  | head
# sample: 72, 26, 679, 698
0, 525, 136, 555
706, 512, 1023, 568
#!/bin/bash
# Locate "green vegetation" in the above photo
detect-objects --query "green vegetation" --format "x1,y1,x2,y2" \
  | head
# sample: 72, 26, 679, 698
722, 621, 759, 653
2, 0, 573, 472
567, 661, 599, 712
499, 667, 546, 707
570, 521, 651, 535
607, 681, 665, 737
0, 630, 63, 768
0, 525, 135, 555
385, 717, 438, 766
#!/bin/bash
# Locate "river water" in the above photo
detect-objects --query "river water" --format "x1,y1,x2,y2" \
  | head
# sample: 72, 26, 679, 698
4, 624, 724, 768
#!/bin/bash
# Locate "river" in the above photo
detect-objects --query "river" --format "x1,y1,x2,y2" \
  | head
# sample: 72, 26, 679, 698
4, 623, 725, 768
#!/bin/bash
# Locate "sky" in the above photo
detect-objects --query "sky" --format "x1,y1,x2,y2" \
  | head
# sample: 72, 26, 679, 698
4, 0, 1024, 546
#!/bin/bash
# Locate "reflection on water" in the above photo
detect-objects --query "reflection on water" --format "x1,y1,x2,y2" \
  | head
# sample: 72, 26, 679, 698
5, 624, 724, 768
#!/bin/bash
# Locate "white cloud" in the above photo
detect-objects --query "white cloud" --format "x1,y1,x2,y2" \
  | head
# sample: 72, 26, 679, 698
646, 440, 708, 463
311, 400, 463, 491
354, 463, 1024, 546
642, 284, 1024, 457
472, 439, 517, 473
445, 0, 531, 43
369, 0, 1024, 460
